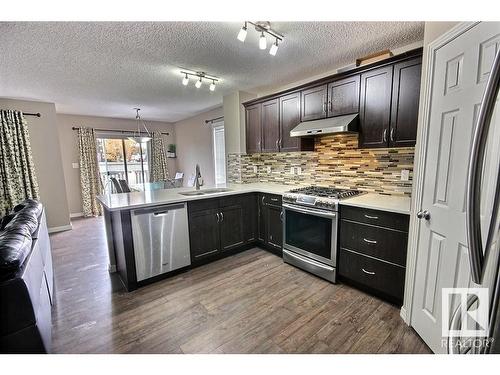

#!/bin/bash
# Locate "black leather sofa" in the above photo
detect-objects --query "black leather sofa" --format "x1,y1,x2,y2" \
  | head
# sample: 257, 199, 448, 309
0, 200, 54, 353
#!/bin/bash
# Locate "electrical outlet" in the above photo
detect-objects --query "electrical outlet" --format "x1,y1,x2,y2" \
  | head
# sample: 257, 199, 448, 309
253, 165, 258, 174
296, 167, 302, 175
72, 162, 79, 169
401, 169, 410, 181
266, 166, 271, 173
289, 167, 295, 174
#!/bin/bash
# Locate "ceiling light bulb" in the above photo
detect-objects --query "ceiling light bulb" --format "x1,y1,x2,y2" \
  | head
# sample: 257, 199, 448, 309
209, 81, 216, 91
195, 78, 202, 88
259, 32, 266, 50
237, 23, 247, 42
269, 40, 279, 56
182, 74, 189, 86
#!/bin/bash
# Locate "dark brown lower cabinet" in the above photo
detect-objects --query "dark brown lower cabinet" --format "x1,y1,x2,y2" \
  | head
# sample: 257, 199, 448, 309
188, 194, 257, 263
339, 205, 409, 304
258, 193, 283, 254
219, 205, 244, 251
188, 208, 221, 261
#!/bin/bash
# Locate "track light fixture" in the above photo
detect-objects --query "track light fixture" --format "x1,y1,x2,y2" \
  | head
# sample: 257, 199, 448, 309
180, 70, 219, 92
237, 22, 248, 42
237, 21, 283, 56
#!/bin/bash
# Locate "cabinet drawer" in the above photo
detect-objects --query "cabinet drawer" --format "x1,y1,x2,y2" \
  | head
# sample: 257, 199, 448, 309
340, 205, 409, 231
340, 220, 408, 266
338, 248, 405, 302
261, 193, 282, 207
187, 198, 219, 213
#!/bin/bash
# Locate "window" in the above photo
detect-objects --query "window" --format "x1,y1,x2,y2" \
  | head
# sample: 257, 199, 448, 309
96, 136, 150, 193
213, 123, 226, 185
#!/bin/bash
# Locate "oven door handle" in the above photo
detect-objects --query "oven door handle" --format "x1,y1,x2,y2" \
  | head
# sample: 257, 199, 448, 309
282, 203, 337, 219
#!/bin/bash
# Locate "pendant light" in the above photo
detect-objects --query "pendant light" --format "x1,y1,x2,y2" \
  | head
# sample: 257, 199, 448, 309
195, 77, 202, 88
236, 21, 283, 56
182, 73, 189, 86
209, 80, 216, 92
128, 108, 151, 144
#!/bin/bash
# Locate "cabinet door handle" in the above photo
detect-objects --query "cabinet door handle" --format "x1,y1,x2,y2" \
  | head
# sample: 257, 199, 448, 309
383, 129, 388, 142
362, 268, 376, 275
275, 139, 279, 149
390, 128, 395, 142
364, 214, 378, 220
220, 212, 224, 222
328, 100, 332, 113
280, 211, 284, 222
216, 212, 220, 223
363, 238, 377, 244
261, 196, 266, 205
270, 198, 279, 202
322, 95, 326, 113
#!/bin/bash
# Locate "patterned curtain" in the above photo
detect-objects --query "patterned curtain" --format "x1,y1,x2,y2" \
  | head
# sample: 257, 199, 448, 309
77, 127, 102, 216
149, 132, 169, 182
0, 110, 40, 216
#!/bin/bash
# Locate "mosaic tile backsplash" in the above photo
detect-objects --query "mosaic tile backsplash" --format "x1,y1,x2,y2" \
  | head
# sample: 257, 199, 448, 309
227, 134, 415, 197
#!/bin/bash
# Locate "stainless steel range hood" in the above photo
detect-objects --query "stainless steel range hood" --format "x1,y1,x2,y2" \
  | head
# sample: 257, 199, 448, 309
290, 113, 358, 137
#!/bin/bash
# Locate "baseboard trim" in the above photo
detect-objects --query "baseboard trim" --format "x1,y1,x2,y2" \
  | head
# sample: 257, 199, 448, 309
48, 224, 72, 233
70, 212, 84, 218
400, 306, 408, 324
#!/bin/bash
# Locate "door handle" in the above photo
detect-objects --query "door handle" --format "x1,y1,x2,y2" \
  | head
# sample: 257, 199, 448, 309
216, 212, 220, 223
466, 49, 500, 284
261, 196, 266, 206
322, 95, 326, 113
328, 100, 332, 113
364, 214, 378, 220
153, 211, 169, 216
383, 129, 388, 142
280, 210, 284, 222
362, 268, 376, 275
417, 210, 431, 220
275, 139, 279, 149
390, 128, 395, 142
220, 212, 224, 222
363, 238, 377, 244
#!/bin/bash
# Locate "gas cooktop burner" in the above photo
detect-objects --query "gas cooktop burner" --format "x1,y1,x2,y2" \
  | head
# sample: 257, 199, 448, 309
288, 186, 363, 199
282, 186, 364, 211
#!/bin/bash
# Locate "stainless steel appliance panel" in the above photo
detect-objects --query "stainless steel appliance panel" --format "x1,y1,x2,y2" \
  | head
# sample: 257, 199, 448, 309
131, 203, 191, 282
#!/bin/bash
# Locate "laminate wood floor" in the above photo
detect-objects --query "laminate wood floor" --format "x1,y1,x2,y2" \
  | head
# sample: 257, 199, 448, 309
49, 217, 431, 354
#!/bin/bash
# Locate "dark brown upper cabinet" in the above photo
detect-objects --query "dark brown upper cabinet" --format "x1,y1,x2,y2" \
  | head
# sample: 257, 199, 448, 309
390, 57, 422, 147
279, 92, 301, 152
245, 103, 262, 153
243, 48, 423, 153
261, 98, 280, 153
327, 75, 360, 117
301, 84, 328, 121
359, 66, 393, 149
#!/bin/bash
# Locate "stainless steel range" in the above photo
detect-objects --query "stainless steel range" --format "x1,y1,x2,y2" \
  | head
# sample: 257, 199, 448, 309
282, 186, 363, 283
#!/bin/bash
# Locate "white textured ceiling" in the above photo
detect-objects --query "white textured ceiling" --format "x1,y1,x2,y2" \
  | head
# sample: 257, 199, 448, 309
0, 22, 424, 122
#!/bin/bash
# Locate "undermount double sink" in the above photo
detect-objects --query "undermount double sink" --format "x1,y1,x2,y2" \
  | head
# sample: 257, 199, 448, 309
179, 188, 233, 196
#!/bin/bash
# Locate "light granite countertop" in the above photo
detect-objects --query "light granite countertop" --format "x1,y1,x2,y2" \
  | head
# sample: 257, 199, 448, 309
97, 182, 411, 215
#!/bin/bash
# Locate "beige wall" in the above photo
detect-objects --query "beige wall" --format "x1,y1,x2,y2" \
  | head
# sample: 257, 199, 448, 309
57, 113, 176, 215
174, 107, 223, 187
223, 91, 257, 155
0, 98, 71, 229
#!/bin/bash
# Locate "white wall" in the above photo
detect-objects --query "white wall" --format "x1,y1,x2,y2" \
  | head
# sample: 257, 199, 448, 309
0, 98, 71, 229
57, 113, 176, 216
174, 107, 223, 187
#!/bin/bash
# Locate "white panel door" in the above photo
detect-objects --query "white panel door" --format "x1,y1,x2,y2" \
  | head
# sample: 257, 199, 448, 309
411, 22, 500, 354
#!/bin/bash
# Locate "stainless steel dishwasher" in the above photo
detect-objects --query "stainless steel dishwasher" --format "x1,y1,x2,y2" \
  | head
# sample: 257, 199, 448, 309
130, 203, 191, 281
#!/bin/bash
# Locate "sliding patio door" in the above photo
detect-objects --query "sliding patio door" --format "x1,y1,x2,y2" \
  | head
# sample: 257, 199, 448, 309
96, 136, 150, 193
